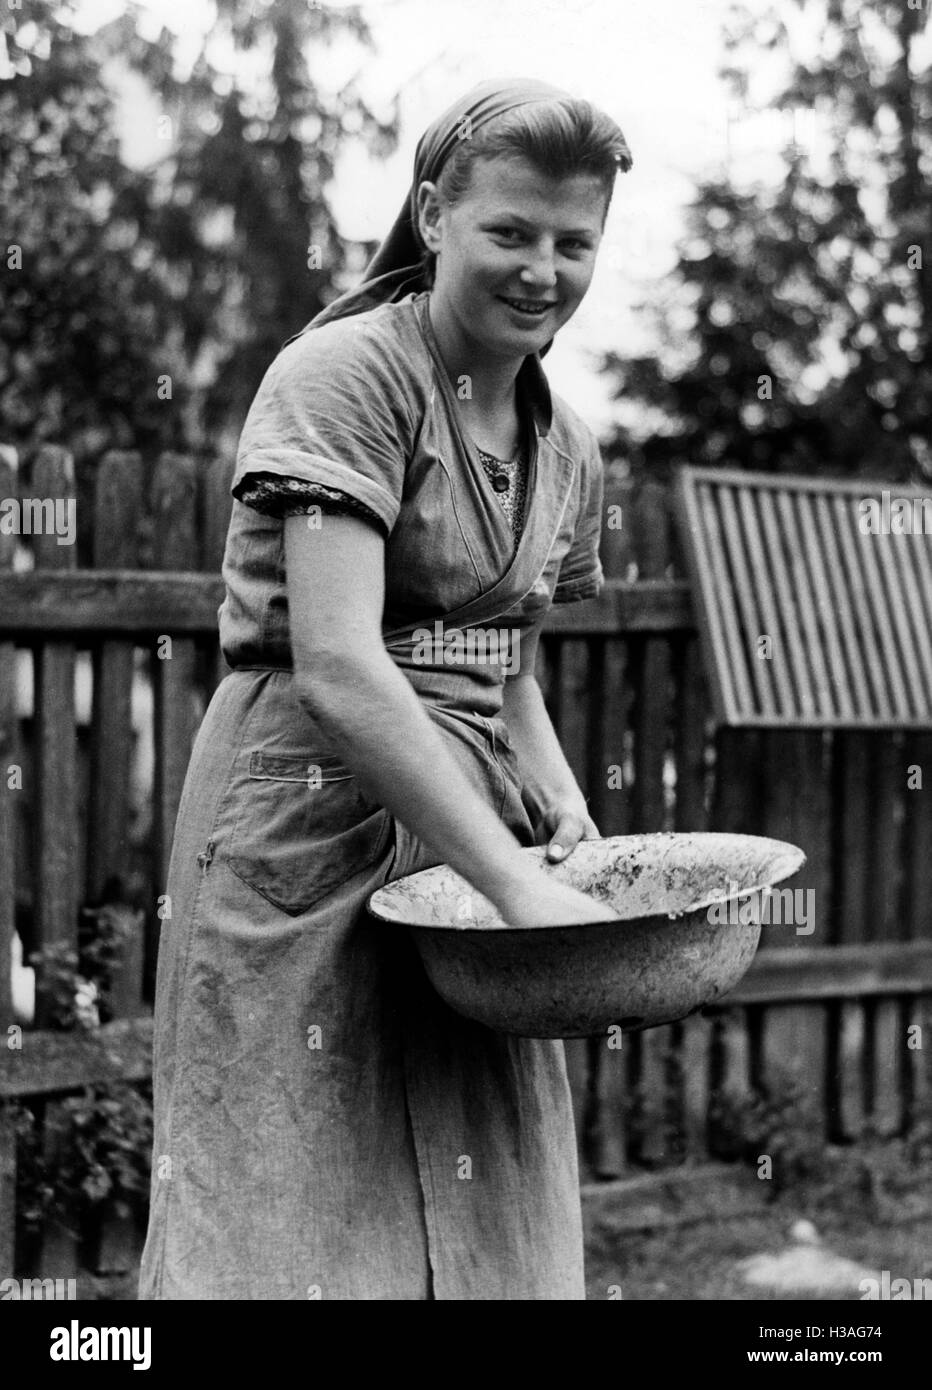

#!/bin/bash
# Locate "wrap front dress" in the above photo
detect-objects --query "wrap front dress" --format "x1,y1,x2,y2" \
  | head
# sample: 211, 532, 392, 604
138, 288, 606, 1300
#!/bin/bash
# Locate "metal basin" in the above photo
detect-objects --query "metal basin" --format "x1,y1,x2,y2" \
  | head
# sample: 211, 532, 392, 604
367, 832, 806, 1038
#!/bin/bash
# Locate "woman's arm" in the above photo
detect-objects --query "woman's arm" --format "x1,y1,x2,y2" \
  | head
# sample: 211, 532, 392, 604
284, 512, 614, 926
500, 620, 601, 861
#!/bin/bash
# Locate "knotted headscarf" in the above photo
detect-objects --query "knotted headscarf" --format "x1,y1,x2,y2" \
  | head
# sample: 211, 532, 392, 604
285, 77, 633, 347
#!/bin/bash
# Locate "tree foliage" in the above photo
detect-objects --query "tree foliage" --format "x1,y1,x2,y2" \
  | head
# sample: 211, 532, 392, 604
0, 0, 397, 463
602, 0, 932, 484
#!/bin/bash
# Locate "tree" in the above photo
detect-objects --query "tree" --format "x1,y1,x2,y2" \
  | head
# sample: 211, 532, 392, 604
0, 0, 397, 463
600, 0, 932, 485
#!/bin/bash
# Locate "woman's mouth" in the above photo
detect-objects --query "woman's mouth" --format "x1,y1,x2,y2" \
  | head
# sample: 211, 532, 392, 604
497, 296, 556, 319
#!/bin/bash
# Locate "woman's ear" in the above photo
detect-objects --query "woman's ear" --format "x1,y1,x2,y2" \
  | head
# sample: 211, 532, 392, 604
416, 180, 444, 254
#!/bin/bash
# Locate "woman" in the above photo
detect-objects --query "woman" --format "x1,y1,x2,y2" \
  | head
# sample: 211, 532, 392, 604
139, 77, 632, 1301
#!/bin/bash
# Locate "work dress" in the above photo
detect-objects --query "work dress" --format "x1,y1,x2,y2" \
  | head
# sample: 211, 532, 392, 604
138, 289, 606, 1301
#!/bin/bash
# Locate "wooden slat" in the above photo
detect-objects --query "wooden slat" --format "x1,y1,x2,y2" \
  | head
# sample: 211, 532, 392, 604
680, 1012, 713, 1160
544, 579, 694, 634
727, 941, 932, 1004
853, 517, 912, 718
717, 486, 779, 717
0, 1106, 15, 1275
835, 1001, 867, 1141
31, 448, 80, 1002
760, 1002, 827, 1141
673, 634, 709, 831
87, 452, 143, 910
636, 1024, 670, 1166
905, 997, 931, 1132
833, 731, 872, 945
674, 477, 742, 723
682, 466, 932, 500
30, 446, 82, 1281
736, 490, 797, 718
776, 490, 836, 719
588, 1034, 627, 1179
869, 999, 902, 1138
813, 495, 877, 718
0, 445, 17, 1279
696, 482, 754, 719
0, 1019, 154, 1098
830, 494, 895, 721
871, 531, 928, 719
794, 493, 856, 721
756, 489, 818, 719
0, 447, 17, 1030
889, 531, 932, 704
0, 571, 226, 633
632, 484, 674, 835
589, 637, 632, 838
903, 732, 932, 941
865, 733, 904, 944
151, 455, 200, 936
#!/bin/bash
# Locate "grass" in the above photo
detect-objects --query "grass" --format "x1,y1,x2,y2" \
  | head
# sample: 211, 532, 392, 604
584, 1199, 932, 1301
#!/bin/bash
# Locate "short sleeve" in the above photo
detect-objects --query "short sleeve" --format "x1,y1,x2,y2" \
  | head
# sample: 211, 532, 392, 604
552, 437, 606, 605
234, 472, 384, 525
231, 317, 417, 534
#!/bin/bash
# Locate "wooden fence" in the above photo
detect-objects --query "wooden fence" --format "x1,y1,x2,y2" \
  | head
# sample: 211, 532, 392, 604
0, 445, 930, 1284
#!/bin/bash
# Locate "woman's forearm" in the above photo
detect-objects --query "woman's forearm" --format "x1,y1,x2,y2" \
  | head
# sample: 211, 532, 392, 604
294, 649, 530, 914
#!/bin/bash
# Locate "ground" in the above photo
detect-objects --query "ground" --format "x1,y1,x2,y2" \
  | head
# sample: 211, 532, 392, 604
584, 1201, 932, 1301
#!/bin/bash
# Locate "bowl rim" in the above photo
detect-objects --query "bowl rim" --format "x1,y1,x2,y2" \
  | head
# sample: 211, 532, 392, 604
366, 830, 807, 932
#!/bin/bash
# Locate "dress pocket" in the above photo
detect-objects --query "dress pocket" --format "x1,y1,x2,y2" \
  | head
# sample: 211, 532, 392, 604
225, 749, 391, 916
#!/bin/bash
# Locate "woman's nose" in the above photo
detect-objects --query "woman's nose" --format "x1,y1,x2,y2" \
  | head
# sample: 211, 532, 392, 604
519, 247, 558, 289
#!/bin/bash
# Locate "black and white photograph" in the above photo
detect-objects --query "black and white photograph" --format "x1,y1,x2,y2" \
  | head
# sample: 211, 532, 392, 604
0, 0, 930, 1342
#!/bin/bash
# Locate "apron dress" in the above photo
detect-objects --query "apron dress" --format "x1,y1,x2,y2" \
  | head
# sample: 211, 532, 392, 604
138, 290, 606, 1300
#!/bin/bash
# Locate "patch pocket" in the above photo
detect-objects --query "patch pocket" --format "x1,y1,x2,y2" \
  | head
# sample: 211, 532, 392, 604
226, 750, 391, 916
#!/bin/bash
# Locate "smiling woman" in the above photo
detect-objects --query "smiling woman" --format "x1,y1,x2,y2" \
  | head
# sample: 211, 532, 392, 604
139, 77, 633, 1303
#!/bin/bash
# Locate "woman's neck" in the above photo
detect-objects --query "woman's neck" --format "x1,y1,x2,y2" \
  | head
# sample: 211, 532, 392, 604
427, 291, 522, 424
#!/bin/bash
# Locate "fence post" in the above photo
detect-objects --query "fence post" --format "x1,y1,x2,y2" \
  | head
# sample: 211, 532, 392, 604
31, 444, 81, 1282
0, 444, 18, 1274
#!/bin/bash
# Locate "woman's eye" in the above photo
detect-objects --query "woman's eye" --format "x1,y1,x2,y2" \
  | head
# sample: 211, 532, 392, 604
491, 227, 523, 241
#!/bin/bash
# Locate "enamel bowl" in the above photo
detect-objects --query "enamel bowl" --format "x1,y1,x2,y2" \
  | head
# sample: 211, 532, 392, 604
367, 832, 806, 1038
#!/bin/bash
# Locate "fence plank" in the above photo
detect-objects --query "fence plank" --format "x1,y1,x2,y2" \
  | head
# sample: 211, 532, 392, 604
588, 1032, 627, 1178
87, 452, 143, 910
30, 446, 82, 1281
31, 447, 80, 999
869, 999, 903, 1138
681, 1012, 713, 1162
835, 1000, 867, 1141
150, 454, 199, 967
0, 447, 17, 1277
902, 732, 932, 944
0, 447, 17, 1032
674, 634, 710, 832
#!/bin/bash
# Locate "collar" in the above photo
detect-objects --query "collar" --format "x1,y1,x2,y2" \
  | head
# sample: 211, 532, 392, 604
412, 291, 553, 438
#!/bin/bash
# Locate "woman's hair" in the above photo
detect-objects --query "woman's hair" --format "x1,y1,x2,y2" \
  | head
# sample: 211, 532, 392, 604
421, 97, 630, 284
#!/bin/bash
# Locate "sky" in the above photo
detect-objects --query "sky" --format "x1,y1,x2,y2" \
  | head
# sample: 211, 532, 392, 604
76, 0, 788, 431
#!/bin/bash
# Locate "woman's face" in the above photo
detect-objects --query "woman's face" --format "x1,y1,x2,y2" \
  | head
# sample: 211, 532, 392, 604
417, 154, 609, 361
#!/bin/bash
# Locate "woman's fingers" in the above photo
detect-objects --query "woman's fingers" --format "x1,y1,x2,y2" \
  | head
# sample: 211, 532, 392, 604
545, 808, 599, 861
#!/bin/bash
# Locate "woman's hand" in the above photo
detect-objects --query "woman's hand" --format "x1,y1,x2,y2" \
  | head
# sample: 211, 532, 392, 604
529, 793, 601, 864
496, 864, 617, 927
